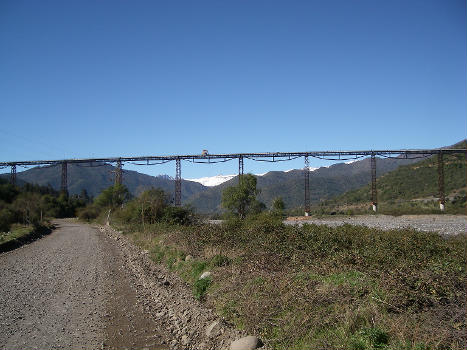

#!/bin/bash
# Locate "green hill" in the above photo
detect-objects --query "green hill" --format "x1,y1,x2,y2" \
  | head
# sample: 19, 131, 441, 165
1, 163, 206, 202
328, 141, 467, 214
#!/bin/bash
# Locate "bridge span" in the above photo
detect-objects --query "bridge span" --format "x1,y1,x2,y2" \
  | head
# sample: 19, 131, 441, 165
2, 148, 466, 214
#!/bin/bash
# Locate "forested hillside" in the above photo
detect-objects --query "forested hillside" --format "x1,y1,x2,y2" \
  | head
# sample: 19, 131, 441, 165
328, 141, 467, 213
1, 163, 205, 201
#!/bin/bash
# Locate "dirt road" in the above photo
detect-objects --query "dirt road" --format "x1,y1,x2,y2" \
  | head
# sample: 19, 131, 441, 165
0, 220, 167, 350
0, 220, 245, 350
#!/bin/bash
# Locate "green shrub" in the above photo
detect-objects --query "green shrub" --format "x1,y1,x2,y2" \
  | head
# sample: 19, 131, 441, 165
211, 254, 231, 267
0, 208, 15, 232
77, 205, 100, 222
163, 206, 193, 225
121, 212, 466, 350
351, 327, 389, 349
193, 277, 211, 300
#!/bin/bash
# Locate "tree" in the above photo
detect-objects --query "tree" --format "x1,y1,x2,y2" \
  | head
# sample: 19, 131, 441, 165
12, 192, 43, 226
139, 188, 167, 226
272, 196, 285, 212
221, 174, 264, 218
118, 188, 194, 226
94, 184, 131, 208
0, 182, 19, 204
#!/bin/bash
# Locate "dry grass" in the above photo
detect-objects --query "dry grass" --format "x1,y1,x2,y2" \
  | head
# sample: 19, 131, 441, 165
116, 215, 466, 349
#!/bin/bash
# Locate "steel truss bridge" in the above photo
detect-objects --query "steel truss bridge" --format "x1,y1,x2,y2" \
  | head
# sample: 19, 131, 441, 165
2, 148, 466, 213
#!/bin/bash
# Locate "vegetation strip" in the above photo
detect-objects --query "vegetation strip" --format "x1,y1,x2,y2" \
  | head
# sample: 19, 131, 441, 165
0, 224, 53, 253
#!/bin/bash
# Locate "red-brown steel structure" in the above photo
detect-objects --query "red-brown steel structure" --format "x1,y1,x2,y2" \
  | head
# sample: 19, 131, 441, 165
2, 148, 465, 211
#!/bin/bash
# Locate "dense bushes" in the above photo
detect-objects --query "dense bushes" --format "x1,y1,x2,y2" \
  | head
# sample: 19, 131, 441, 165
0, 179, 88, 232
78, 185, 194, 226
76, 205, 100, 222
139, 215, 466, 349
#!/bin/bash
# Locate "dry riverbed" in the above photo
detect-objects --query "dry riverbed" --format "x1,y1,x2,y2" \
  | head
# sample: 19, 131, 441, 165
285, 214, 467, 236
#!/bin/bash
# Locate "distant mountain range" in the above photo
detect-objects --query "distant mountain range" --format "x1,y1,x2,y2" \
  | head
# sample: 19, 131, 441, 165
1, 153, 428, 213
1, 163, 205, 203
187, 156, 424, 213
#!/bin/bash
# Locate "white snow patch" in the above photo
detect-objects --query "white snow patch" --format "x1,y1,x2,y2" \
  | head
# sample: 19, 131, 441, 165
187, 174, 236, 187
188, 168, 322, 187
188, 172, 268, 186
345, 159, 360, 164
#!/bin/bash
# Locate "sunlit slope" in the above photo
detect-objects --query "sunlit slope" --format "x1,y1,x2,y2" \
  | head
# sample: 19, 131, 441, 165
334, 141, 466, 206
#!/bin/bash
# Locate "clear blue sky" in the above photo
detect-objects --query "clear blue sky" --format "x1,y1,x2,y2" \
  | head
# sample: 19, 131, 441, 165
1, 0, 465, 179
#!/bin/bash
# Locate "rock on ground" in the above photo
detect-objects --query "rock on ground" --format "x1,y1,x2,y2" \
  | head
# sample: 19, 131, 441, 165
230, 336, 263, 350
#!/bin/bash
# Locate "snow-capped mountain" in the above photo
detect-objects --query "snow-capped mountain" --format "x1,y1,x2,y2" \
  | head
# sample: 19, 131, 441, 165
187, 174, 237, 187
187, 168, 318, 187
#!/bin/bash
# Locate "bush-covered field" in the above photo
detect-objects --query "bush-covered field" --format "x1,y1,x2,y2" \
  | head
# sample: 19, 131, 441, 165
111, 214, 466, 350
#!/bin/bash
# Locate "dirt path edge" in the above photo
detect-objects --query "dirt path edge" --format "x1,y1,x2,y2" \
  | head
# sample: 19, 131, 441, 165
0, 225, 54, 253
97, 224, 259, 350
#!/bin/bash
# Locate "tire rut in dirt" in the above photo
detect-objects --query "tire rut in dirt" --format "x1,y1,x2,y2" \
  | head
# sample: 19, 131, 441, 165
100, 231, 167, 350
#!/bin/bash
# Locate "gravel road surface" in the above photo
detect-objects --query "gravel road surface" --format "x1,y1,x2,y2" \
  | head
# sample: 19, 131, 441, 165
0, 220, 247, 350
285, 214, 467, 235
0, 220, 167, 350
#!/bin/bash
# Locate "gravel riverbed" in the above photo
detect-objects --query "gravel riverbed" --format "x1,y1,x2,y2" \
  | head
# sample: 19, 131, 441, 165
285, 214, 467, 236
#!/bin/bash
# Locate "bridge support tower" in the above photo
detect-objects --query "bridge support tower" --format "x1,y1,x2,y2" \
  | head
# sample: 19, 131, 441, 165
371, 154, 377, 212
304, 155, 310, 216
115, 159, 123, 185
238, 156, 244, 184
438, 152, 445, 211
61, 162, 68, 195
175, 158, 182, 206
10, 165, 16, 186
